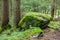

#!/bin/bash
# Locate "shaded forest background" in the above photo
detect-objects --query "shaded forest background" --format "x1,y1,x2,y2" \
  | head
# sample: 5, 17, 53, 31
0, 0, 60, 40
0, 0, 60, 26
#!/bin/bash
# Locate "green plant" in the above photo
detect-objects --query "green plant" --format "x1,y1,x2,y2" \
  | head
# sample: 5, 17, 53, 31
0, 27, 43, 40
0, 26, 2, 33
24, 27, 43, 36
49, 21, 60, 29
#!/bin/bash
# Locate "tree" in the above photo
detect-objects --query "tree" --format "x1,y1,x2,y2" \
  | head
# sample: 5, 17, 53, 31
51, 0, 55, 19
2, 0, 9, 26
14, 0, 21, 25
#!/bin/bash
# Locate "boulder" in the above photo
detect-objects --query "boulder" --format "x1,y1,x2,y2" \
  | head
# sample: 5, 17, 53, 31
18, 12, 52, 29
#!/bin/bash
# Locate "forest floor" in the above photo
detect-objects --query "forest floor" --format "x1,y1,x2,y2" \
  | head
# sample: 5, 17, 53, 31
0, 21, 60, 40
31, 28, 60, 40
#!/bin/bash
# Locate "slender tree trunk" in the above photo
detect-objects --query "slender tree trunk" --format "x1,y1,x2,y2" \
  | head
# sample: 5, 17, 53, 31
51, 0, 55, 20
0, 0, 2, 26
51, 6, 55, 19
2, 0, 9, 26
14, 0, 21, 25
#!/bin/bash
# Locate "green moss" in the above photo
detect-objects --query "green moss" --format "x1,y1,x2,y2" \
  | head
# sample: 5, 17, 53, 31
0, 26, 2, 33
3, 24, 11, 29
24, 27, 43, 36
0, 24, 11, 33
0, 27, 43, 40
49, 21, 60, 29
18, 12, 52, 29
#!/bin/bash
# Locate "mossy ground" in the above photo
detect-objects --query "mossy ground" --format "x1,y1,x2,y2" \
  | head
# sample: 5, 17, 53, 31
49, 21, 60, 29
0, 12, 60, 40
0, 27, 43, 40
0, 21, 60, 40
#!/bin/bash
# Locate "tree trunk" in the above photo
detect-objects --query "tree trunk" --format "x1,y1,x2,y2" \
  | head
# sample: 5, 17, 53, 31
14, 0, 21, 25
2, 0, 9, 26
51, 0, 55, 20
51, 6, 55, 19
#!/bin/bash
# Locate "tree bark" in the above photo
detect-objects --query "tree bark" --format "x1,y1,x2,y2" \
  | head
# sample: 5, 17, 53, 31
51, 0, 55, 20
14, 0, 21, 25
51, 6, 55, 19
2, 0, 9, 26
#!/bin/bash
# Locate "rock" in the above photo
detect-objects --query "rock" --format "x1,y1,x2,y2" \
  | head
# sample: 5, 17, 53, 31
18, 12, 52, 29
24, 27, 43, 38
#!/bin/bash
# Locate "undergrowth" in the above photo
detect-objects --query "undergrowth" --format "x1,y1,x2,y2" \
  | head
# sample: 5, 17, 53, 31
49, 21, 60, 29
0, 27, 43, 40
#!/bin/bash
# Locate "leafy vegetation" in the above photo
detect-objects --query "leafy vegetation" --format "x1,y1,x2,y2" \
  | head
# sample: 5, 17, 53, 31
0, 27, 43, 40
49, 21, 60, 29
0, 12, 52, 40
0, 0, 60, 40
21, 0, 53, 12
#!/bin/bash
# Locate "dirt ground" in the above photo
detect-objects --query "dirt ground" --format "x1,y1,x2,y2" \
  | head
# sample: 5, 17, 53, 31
31, 28, 60, 40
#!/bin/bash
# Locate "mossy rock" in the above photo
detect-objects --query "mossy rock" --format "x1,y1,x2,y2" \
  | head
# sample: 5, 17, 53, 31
24, 27, 43, 36
18, 12, 52, 29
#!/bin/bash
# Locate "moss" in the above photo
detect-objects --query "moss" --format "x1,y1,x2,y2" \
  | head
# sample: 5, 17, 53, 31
0, 24, 11, 33
0, 26, 2, 33
49, 21, 60, 29
0, 12, 52, 40
24, 27, 43, 36
18, 12, 52, 29
0, 27, 43, 40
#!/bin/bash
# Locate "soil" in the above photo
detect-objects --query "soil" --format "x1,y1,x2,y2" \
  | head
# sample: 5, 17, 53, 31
31, 28, 60, 40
